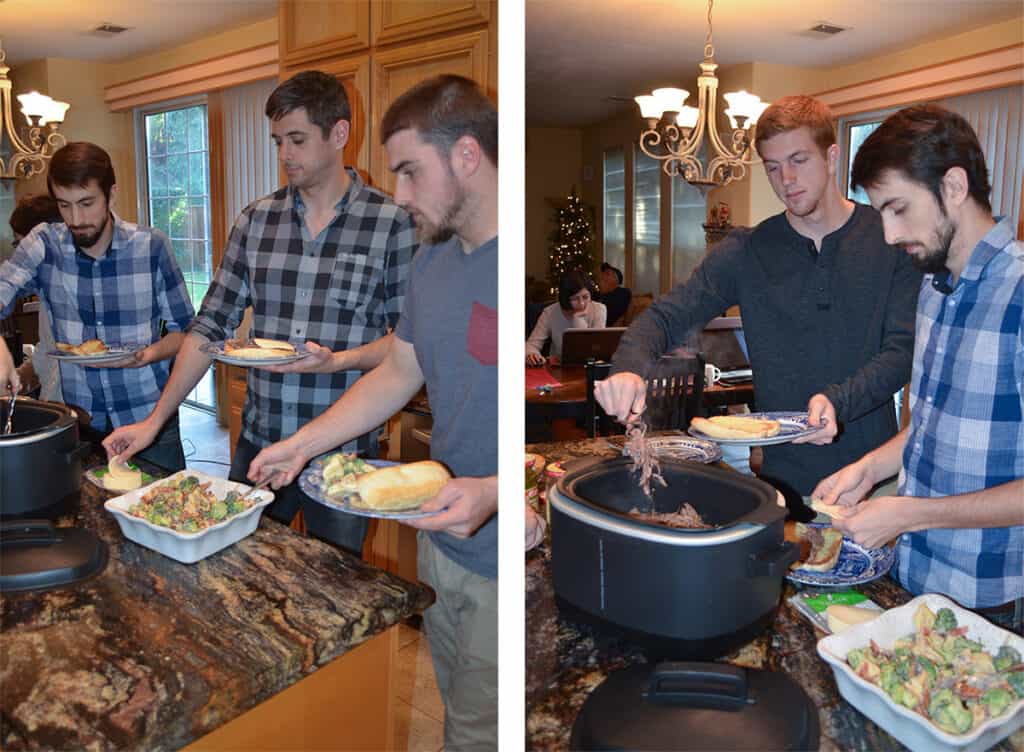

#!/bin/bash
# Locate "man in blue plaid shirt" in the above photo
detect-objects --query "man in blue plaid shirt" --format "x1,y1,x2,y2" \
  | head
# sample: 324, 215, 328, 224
814, 105, 1023, 633
105, 71, 417, 555
0, 142, 195, 471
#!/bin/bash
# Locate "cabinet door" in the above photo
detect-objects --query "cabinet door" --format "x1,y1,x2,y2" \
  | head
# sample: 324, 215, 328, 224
280, 56, 372, 178
279, 0, 371, 68
370, 30, 490, 193
370, 0, 491, 46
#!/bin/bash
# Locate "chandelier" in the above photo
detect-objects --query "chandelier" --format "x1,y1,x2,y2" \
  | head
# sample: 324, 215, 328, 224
634, 0, 767, 190
0, 40, 69, 180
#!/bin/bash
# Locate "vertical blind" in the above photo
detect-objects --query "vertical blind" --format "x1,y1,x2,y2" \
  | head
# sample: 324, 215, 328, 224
220, 78, 279, 233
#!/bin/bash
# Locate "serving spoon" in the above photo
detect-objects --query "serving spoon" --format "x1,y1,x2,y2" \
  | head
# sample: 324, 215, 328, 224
4, 384, 18, 435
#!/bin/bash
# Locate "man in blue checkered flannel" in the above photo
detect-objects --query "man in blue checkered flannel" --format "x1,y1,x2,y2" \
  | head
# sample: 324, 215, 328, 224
0, 142, 194, 471
814, 104, 1023, 634
104, 71, 418, 555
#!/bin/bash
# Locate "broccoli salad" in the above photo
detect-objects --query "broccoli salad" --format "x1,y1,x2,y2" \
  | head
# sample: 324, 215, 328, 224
845, 604, 1023, 735
322, 453, 375, 500
128, 475, 257, 533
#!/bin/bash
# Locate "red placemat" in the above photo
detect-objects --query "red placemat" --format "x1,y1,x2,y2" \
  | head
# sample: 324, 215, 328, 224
525, 367, 562, 390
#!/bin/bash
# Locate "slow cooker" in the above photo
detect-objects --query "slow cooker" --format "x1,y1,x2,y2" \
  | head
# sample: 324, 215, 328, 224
548, 456, 798, 658
0, 396, 90, 519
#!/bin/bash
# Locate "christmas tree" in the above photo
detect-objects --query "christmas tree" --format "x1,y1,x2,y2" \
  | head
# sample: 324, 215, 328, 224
548, 189, 597, 294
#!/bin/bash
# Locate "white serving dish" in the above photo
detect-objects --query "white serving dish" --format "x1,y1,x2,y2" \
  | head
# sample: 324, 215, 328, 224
817, 593, 1024, 752
104, 470, 274, 564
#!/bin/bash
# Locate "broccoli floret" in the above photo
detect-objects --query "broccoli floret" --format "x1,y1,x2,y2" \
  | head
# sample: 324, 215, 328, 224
880, 663, 900, 695
929, 690, 973, 734
933, 607, 958, 633
894, 658, 912, 682
847, 648, 866, 671
210, 501, 228, 520
916, 656, 938, 684
994, 645, 1022, 672
179, 476, 200, 492
982, 688, 1014, 718
1007, 671, 1024, 698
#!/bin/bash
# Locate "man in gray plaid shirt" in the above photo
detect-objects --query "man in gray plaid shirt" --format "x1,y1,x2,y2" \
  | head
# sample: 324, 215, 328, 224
106, 71, 417, 554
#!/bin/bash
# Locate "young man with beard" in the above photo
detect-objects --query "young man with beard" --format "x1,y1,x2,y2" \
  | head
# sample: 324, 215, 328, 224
104, 71, 417, 555
813, 104, 1023, 633
247, 75, 498, 750
595, 96, 922, 520
0, 142, 194, 469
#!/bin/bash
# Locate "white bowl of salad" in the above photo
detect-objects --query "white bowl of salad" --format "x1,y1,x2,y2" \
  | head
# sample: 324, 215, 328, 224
104, 470, 275, 564
817, 592, 1024, 752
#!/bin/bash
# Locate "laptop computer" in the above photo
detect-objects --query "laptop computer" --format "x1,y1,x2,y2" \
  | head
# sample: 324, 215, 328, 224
560, 327, 626, 365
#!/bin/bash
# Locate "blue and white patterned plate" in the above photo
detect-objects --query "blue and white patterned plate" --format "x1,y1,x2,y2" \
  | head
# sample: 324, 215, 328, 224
786, 522, 895, 587
298, 455, 441, 520
199, 340, 311, 367
48, 345, 143, 364
688, 411, 820, 446
624, 435, 723, 464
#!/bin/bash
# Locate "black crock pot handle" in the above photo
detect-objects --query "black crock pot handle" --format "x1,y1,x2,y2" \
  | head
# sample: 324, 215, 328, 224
59, 441, 93, 464
747, 540, 800, 577
0, 519, 60, 546
646, 662, 749, 710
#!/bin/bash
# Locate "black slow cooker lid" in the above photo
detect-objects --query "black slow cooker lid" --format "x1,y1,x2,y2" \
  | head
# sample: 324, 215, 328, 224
570, 662, 819, 751
0, 520, 108, 593
0, 396, 76, 442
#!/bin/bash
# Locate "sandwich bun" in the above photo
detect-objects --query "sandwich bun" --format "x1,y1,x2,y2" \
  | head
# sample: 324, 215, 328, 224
790, 523, 844, 572
690, 415, 781, 439
57, 339, 109, 356
352, 461, 451, 511
105, 456, 142, 492
252, 338, 295, 352
809, 498, 854, 519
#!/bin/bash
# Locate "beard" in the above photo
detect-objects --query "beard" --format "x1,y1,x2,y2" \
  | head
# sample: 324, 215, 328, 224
70, 212, 110, 250
908, 214, 955, 274
412, 181, 466, 245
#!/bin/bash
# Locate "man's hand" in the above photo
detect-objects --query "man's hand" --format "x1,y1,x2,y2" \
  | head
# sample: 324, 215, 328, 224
526, 352, 546, 366
593, 372, 646, 423
832, 496, 914, 549
260, 341, 336, 373
404, 476, 498, 538
103, 418, 161, 462
0, 339, 21, 396
792, 393, 838, 445
248, 438, 310, 488
812, 459, 876, 508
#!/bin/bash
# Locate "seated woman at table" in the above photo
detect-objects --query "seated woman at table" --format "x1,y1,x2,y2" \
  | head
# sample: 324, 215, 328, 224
525, 270, 606, 365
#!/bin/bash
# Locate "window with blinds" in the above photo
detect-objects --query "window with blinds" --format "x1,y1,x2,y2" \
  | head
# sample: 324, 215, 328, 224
633, 146, 661, 296
603, 147, 626, 274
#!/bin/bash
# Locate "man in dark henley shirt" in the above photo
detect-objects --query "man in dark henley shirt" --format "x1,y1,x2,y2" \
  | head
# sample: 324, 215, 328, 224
597, 96, 921, 519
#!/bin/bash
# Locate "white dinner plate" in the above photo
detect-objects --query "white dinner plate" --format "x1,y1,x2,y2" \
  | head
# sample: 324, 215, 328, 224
688, 411, 821, 446
48, 346, 142, 364
298, 455, 442, 520
199, 340, 312, 367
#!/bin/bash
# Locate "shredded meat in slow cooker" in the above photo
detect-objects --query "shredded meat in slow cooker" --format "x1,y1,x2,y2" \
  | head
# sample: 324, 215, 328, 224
625, 420, 665, 500
627, 502, 711, 529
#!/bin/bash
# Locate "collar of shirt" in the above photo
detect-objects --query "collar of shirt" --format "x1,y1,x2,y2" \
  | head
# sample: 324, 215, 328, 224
929, 216, 1015, 295
289, 167, 362, 226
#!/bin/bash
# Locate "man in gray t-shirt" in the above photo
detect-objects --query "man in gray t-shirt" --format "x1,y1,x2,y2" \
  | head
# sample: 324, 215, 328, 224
249, 75, 499, 751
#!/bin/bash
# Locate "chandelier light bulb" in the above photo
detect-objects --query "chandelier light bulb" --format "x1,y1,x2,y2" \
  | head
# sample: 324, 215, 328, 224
40, 100, 70, 125
652, 87, 689, 115
17, 91, 54, 124
676, 105, 700, 129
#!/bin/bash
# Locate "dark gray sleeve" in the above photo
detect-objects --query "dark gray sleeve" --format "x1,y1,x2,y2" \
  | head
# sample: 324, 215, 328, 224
822, 250, 921, 422
611, 229, 747, 379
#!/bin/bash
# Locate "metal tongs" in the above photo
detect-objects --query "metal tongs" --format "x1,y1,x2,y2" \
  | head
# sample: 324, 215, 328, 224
4, 383, 18, 435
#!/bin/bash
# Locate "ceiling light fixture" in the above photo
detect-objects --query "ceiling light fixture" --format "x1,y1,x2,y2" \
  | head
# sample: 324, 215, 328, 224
0, 39, 69, 180
634, 0, 767, 191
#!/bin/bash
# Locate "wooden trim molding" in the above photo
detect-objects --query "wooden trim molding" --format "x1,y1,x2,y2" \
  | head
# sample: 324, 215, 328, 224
105, 44, 279, 112
370, 0, 490, 47
814, 43, 1024, 117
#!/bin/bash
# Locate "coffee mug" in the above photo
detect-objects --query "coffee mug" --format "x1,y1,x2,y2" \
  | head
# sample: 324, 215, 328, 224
704, 363, 722, 387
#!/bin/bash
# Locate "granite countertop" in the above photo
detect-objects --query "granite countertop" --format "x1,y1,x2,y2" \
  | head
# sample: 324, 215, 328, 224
1, 451, 433, 751
525, 437, 1024, 752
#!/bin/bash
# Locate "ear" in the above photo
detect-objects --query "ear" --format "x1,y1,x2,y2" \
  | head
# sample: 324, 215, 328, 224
108, 183, 119, 209
825, 143, 840, 177
332, 119, 351, 153
939, 166, 969, 209
450, 135, 481, 179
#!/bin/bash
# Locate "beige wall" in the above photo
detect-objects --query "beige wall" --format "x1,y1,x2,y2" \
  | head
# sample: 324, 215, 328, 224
526, 127, 584, 280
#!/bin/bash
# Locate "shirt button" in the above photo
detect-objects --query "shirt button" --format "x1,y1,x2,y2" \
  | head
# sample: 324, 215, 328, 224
926, 396, 933, 403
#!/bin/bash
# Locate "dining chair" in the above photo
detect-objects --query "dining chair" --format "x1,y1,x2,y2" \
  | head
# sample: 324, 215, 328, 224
643, 352, 705, 432
584, 359, 616, 438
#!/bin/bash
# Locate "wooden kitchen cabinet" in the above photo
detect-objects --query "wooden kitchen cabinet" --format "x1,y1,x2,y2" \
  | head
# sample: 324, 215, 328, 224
278, 0, 370, 68
370, 0, 491, 46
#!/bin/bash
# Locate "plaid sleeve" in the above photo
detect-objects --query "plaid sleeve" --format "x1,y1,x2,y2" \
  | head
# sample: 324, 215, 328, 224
0, 225, 46, 317
188, 210, 252, 341
382, 212, 418, 330
152, 230, 195, 331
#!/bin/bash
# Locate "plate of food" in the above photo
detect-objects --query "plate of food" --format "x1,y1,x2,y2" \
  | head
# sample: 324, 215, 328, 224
199, 338, 311, 367
49, 339, 142, 364
104, 470, 274, 564
688, 411, 820, 446
622, 435, 723, 464
298, 452, 450, 519
86, 456, 157, 492
817, 594, 1024, 752
785, 520, 895, 587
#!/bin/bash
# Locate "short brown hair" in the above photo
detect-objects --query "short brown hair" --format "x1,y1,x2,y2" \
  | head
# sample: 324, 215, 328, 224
380, 75, 497, 166
10, 194, 61, 238
265, 70, 351, 139
47, 142, 116, 202
754, 96, 836, 157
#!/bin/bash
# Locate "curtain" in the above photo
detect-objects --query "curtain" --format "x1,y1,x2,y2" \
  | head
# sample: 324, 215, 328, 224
220, 78, 279, 233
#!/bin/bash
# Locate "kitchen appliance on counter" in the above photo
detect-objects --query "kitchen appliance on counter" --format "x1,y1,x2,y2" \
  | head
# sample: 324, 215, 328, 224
0, 396, 107, 592
570, 661, 819, 750
548, 456, 798, 658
